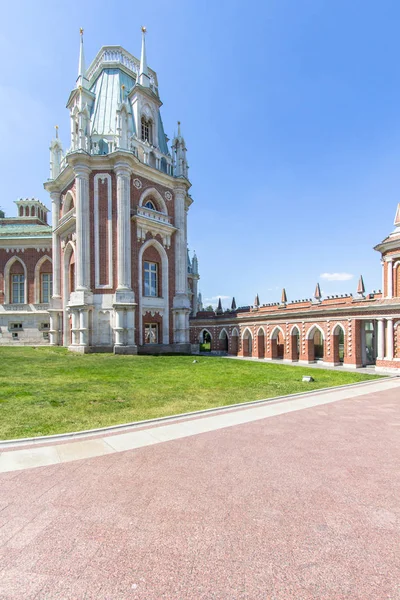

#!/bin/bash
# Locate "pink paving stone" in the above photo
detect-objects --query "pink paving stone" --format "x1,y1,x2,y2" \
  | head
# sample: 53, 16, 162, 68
0, 387, 399, 599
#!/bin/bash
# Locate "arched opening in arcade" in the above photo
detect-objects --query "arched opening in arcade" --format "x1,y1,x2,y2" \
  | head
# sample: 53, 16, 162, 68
219, 329, 229, 352
290, 326, 300, 361
270, 327, 284, 359
242, 328, 253, 357
200, 329, 212, 352
306, 325, 325, 362
257, 327, 265, 358
332, 323, 345, 364
231, 328, 239, 355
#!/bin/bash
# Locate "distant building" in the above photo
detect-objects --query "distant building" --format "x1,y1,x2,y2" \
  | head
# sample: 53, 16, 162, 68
190, 204, 400, 372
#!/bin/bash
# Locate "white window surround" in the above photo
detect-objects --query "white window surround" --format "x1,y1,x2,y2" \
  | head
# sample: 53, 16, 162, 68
218, 328, 228, 340
4, 256, 28, 304
63, 190, 75, 215
256, 326, 266, 336
231, 327, 239, 337
138, 239, 169, 345
290, 325, 301, 336
34, 255, 52, 303
94, 174, 113, 289
138, 187, 168, 215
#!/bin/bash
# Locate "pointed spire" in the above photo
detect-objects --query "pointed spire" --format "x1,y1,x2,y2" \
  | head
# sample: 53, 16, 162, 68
216, 298, 223, 315
394, 203, 400, 227
77, 28, 88, 89
192, 251, 198, 275
139, 26, 150, 87
314, 283, 322, 301
357, 275, 365, 298
281, 288, 287, 304
177, 121, 181, 137
231, 297, 237, 311
254, 293, 260, 308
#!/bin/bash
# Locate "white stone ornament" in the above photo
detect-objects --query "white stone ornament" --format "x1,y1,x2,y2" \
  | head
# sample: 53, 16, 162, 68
165, 191, 172, 201
133, 178, 142, 189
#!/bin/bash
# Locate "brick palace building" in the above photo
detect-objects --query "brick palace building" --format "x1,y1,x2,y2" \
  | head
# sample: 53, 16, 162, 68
1, 30, 400, 372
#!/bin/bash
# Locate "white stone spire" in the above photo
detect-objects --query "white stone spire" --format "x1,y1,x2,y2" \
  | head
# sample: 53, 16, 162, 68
77, 28, 88, 89
139, 26, 150, 87
172, 121, 189, 178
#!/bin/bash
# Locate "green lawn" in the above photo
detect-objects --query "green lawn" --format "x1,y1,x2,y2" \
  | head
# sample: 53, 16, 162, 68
0, 347, 381, 440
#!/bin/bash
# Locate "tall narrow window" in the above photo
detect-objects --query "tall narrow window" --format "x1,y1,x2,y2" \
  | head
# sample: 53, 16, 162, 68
144, 323, 158, 344
141, 117, 152, 144
11, 274, 25, 304
144, 261, 158, 297
41, 273, 53, 303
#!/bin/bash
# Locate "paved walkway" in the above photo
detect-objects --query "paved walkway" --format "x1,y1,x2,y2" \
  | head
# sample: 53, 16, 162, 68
0, 378, 400, 599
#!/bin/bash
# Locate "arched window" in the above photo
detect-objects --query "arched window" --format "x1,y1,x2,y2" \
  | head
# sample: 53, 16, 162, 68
141, 116, 153, 144
144, 200, 156, 211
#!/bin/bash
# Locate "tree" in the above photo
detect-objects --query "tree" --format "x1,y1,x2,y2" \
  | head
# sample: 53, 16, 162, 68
204, 305, 214, 312
0, 207, 4, 218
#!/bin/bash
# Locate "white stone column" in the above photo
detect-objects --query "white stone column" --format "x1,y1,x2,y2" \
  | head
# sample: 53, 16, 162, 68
79, 309, 89, 347
71, 311, 79, 345
377, 318, 385, 360
49, 312, 58, 346
174, 187, 188, 296
387, 258, 393, 299
50, 192, 62, 298
381, 259, 385, 296
115, 309, 124, 346
172, 186, 191, 344
115, 163, 132, 291
126, 309, 135, 346
74, 165, 91, 291
386, 318, 394, 360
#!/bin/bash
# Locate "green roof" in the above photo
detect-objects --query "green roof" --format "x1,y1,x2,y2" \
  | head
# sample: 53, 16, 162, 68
0, 223, 52, 238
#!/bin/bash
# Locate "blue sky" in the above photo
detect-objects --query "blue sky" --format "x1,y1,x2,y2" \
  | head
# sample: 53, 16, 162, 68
1, 0, 400, 308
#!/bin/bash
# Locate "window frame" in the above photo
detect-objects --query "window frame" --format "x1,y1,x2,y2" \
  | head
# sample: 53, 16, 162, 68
144, 261, 158, 297
144, 323, 159, 344
11, 274, 25, 304
41, 272, 53, 304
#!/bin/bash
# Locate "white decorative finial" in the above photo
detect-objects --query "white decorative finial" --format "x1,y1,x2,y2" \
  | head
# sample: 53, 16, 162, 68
55, 125, 59, 139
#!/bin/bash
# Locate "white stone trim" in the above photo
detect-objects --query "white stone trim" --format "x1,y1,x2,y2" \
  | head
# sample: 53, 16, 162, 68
199, 328, 212, 343
270, 325, 285, 340
289, 324, 300, 336
256, 326, 266, 336
94, 174, 113, 289
219, 327, 229, 339
139, 187, 168, 215
4, 256, 28, 304
231, 327, 239, 337
138, 239, 169, 345
242, 327, 252, 340
305, 323, 325, 340
63, 190, 75, 215
331, 321, 345, 336
34, 255, 52, 303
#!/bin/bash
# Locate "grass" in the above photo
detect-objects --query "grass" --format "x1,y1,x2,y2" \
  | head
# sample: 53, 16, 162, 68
0, 347, 382, 440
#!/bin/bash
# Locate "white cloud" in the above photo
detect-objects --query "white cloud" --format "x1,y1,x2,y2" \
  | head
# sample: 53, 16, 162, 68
205, 295, 231, 301
320, 272, 354, 282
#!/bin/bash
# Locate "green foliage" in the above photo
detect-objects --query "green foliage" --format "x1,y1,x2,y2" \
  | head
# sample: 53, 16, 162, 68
204, 305, 214, 311
0, 347, 381, 440
0, 208, 5, 218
